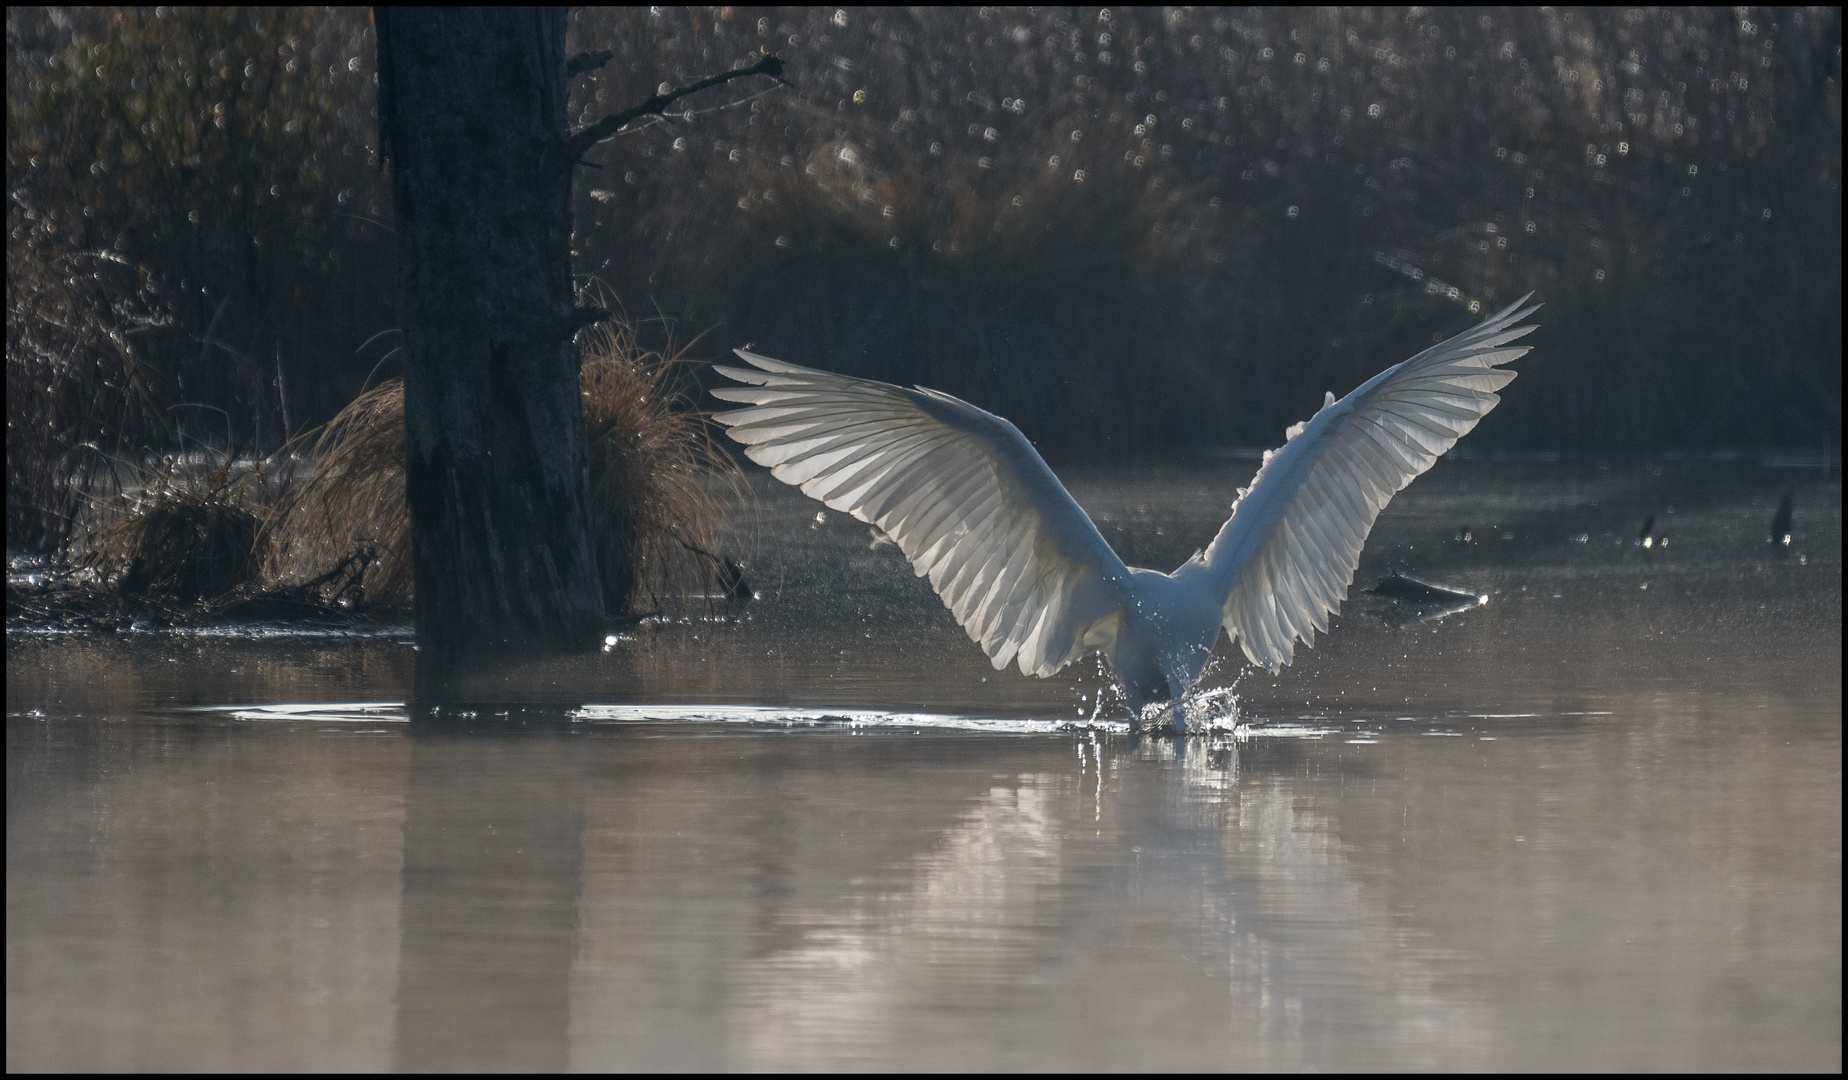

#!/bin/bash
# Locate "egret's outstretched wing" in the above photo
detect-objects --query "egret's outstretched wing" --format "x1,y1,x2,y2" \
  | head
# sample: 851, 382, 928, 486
712, 351, 1131, 677
1204, 295, 1539, 671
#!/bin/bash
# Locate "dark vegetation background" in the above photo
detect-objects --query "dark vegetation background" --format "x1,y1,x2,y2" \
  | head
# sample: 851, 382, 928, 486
8, 7, 1843, 550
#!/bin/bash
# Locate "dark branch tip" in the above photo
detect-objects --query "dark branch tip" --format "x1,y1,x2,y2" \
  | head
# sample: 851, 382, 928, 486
568, 307, 613, 335
756, 54, 789, 83
567, 50, 615, 78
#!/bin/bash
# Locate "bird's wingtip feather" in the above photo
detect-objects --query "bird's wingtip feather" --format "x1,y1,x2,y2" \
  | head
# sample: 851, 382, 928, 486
733, 348, 811, 375
711, 364, 765, 386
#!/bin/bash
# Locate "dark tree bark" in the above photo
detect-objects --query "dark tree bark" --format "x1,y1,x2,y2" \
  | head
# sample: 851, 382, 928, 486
375, 9, 606, 676
373, 11, 783, 695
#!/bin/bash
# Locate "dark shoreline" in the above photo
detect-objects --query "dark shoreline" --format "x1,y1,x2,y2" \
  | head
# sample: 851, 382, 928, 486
6, 562, 399, 637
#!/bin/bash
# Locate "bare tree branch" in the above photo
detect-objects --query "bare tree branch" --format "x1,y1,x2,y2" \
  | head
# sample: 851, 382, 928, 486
562, 54, 788, 164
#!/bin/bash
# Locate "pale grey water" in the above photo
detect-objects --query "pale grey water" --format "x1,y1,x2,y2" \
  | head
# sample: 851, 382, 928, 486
7, 457, 1841, 1071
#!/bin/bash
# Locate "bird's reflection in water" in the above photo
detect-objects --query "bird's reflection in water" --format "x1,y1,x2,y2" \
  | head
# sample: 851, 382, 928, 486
673, 733, 1489, 1071
378, 718, 1492, 1070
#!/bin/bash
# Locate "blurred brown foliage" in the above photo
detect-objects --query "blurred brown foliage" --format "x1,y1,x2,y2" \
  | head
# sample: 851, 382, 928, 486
569, 6, 1841, 455
6, 237, 173, 551
7, 6, 1842, 563
6, 7, 390, 463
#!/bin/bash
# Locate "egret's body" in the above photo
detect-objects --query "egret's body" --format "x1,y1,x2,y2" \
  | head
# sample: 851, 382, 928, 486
713, 296, 1539, 724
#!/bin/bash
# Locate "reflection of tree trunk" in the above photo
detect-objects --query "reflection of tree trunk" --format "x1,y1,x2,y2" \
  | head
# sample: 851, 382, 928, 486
374, 9, 606, 678
394, 727, 586, 1072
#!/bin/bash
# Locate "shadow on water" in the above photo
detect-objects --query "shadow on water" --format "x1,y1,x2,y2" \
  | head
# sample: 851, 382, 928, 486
393, 713, 585, 1073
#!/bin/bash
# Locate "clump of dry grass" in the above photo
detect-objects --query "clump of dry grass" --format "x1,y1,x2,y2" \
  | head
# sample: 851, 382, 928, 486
263, 313, 740, 616
261, 378, 411, 609
580, 316, 743, 613
80, 454, 263, 603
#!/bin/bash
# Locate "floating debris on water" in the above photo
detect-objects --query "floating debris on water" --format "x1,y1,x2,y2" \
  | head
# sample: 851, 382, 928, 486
1364, 574, 1488, 627
1367, 574, 1484, 605
1770, 490, 1794, 546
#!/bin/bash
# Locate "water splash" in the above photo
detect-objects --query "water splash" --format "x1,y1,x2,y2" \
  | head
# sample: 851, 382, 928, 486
1134, 660, 1246, 735
572, 704, 1129, 735
1069, 653, 1127, 722
190, 701, 1134, 735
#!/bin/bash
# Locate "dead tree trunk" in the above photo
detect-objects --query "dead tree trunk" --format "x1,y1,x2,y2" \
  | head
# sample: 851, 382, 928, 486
375, 9, 606, 676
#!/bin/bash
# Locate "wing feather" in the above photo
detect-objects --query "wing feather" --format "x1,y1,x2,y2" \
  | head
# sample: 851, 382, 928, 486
1206, 295, 1539, 671
713, 350, 1132, 678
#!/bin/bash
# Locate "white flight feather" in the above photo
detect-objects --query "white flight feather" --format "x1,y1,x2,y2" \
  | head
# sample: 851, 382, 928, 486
711, 352, 1132, 678
1204, 294, 1538, 671
711, 293, 1537, 694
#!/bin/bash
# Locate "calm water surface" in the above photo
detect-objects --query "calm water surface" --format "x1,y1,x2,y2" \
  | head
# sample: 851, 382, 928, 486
7, 458, 1841, 1071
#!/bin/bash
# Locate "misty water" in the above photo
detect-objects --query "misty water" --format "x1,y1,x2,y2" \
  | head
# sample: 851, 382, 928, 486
7, 456, 1841, 1071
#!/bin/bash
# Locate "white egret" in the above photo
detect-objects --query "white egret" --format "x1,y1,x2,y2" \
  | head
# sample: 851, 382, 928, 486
713, 295, 1538, 725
